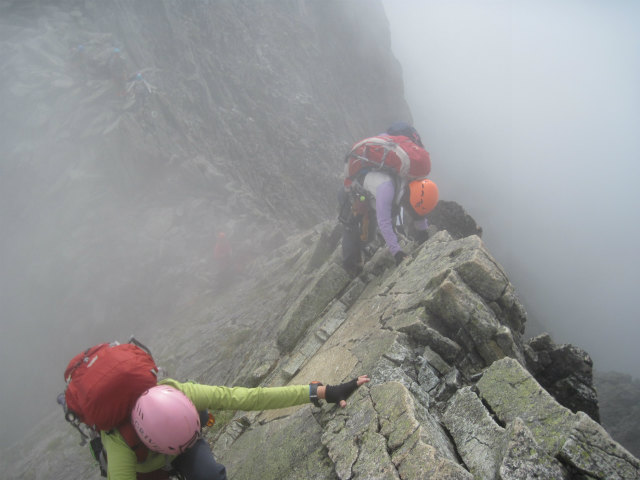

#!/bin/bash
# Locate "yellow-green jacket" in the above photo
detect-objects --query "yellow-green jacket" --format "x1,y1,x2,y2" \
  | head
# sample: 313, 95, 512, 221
102, 379, 310, 480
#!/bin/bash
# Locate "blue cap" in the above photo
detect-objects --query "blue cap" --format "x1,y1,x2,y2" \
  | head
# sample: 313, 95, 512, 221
386, 122, 424, 147
387, 121, 412, 135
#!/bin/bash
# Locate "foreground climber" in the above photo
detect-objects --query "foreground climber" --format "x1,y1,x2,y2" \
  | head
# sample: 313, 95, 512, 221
339, 122, 438, 275
107, 376, 369, 479
61, 340, 370, 479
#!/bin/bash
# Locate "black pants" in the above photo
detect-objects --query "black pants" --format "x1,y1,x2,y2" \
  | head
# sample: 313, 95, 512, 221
171, 438, 227, 480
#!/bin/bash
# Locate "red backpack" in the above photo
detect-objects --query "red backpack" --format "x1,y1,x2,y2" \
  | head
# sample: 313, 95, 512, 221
344, 134, 431, 189
60, 339, 159, 475
63, 340, 159, 431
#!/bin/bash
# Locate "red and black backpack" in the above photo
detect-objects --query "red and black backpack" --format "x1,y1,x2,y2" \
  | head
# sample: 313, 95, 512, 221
59, 338, 159, 475
343, 134, 431, 190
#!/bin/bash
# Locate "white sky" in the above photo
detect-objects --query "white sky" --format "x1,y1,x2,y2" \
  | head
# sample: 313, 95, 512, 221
384, 0, 640, 376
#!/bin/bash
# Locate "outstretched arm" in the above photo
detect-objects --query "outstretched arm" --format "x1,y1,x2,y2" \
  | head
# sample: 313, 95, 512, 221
161, 376, 371, 411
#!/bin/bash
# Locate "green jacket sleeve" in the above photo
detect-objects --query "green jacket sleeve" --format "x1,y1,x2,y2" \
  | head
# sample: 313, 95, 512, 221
159, 379, 310, 411
101, 430, 169, 480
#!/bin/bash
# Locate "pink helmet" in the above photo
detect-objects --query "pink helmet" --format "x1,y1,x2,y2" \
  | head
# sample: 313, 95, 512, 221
131, 385, 200, 454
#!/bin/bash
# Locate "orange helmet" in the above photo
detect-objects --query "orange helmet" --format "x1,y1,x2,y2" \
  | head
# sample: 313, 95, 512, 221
408, 179, 439, 217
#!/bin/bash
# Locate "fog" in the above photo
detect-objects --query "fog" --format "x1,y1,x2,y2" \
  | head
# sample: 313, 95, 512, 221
1, 0, 638, 457
384, 0, 640, 376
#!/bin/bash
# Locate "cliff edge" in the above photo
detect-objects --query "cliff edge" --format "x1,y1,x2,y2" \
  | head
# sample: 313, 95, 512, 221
204, 222, 639, 479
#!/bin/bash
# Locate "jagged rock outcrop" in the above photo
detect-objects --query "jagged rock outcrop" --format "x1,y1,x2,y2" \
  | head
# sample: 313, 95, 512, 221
427, 200, 483, 240
5, 215, 640, 479
525, 332, 600, 422
204, 228, 639, 479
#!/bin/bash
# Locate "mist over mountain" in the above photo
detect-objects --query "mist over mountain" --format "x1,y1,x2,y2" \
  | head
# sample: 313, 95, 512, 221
0, 0, 409, 450
384, 0, 640, 378
1, 0, 639, 477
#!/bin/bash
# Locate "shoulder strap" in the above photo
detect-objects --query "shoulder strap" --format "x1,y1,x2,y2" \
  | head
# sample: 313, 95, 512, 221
117, 421, 149, 463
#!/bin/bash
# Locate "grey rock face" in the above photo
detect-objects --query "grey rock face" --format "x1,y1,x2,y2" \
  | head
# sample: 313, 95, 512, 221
208, 231, 639, 479
443, 387, 505, 479
319, 383, 471, 480
477, 358, 639, 479
499, 418, 568, 480
526, 333, 600, 422
2, 1, 638, 479
559, 412, 640, 480
276, 261, 351, 354
7, 209, 640, 479
427, 200, 483, 239
216, 406, 336, 480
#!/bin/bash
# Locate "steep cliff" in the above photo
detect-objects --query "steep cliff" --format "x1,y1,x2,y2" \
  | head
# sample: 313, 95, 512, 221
7, 215, 640, 479
0, 0, 409, 446
1, 1, 639, 479
190, 222, 638, 480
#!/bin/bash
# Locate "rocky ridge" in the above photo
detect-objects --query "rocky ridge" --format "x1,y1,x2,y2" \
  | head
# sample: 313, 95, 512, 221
203, 221, 639, 480
169, 215, 633, 480
1, 1, 639, 478
5, 205, 640, 479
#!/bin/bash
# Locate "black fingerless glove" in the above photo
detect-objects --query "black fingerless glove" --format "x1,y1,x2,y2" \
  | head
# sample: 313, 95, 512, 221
394, 251, 408, 266
325, 378, 359, 404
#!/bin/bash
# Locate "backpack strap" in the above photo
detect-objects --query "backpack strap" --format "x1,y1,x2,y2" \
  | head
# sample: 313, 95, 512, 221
117, 421, 150, 463
346, 140, 396, 171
